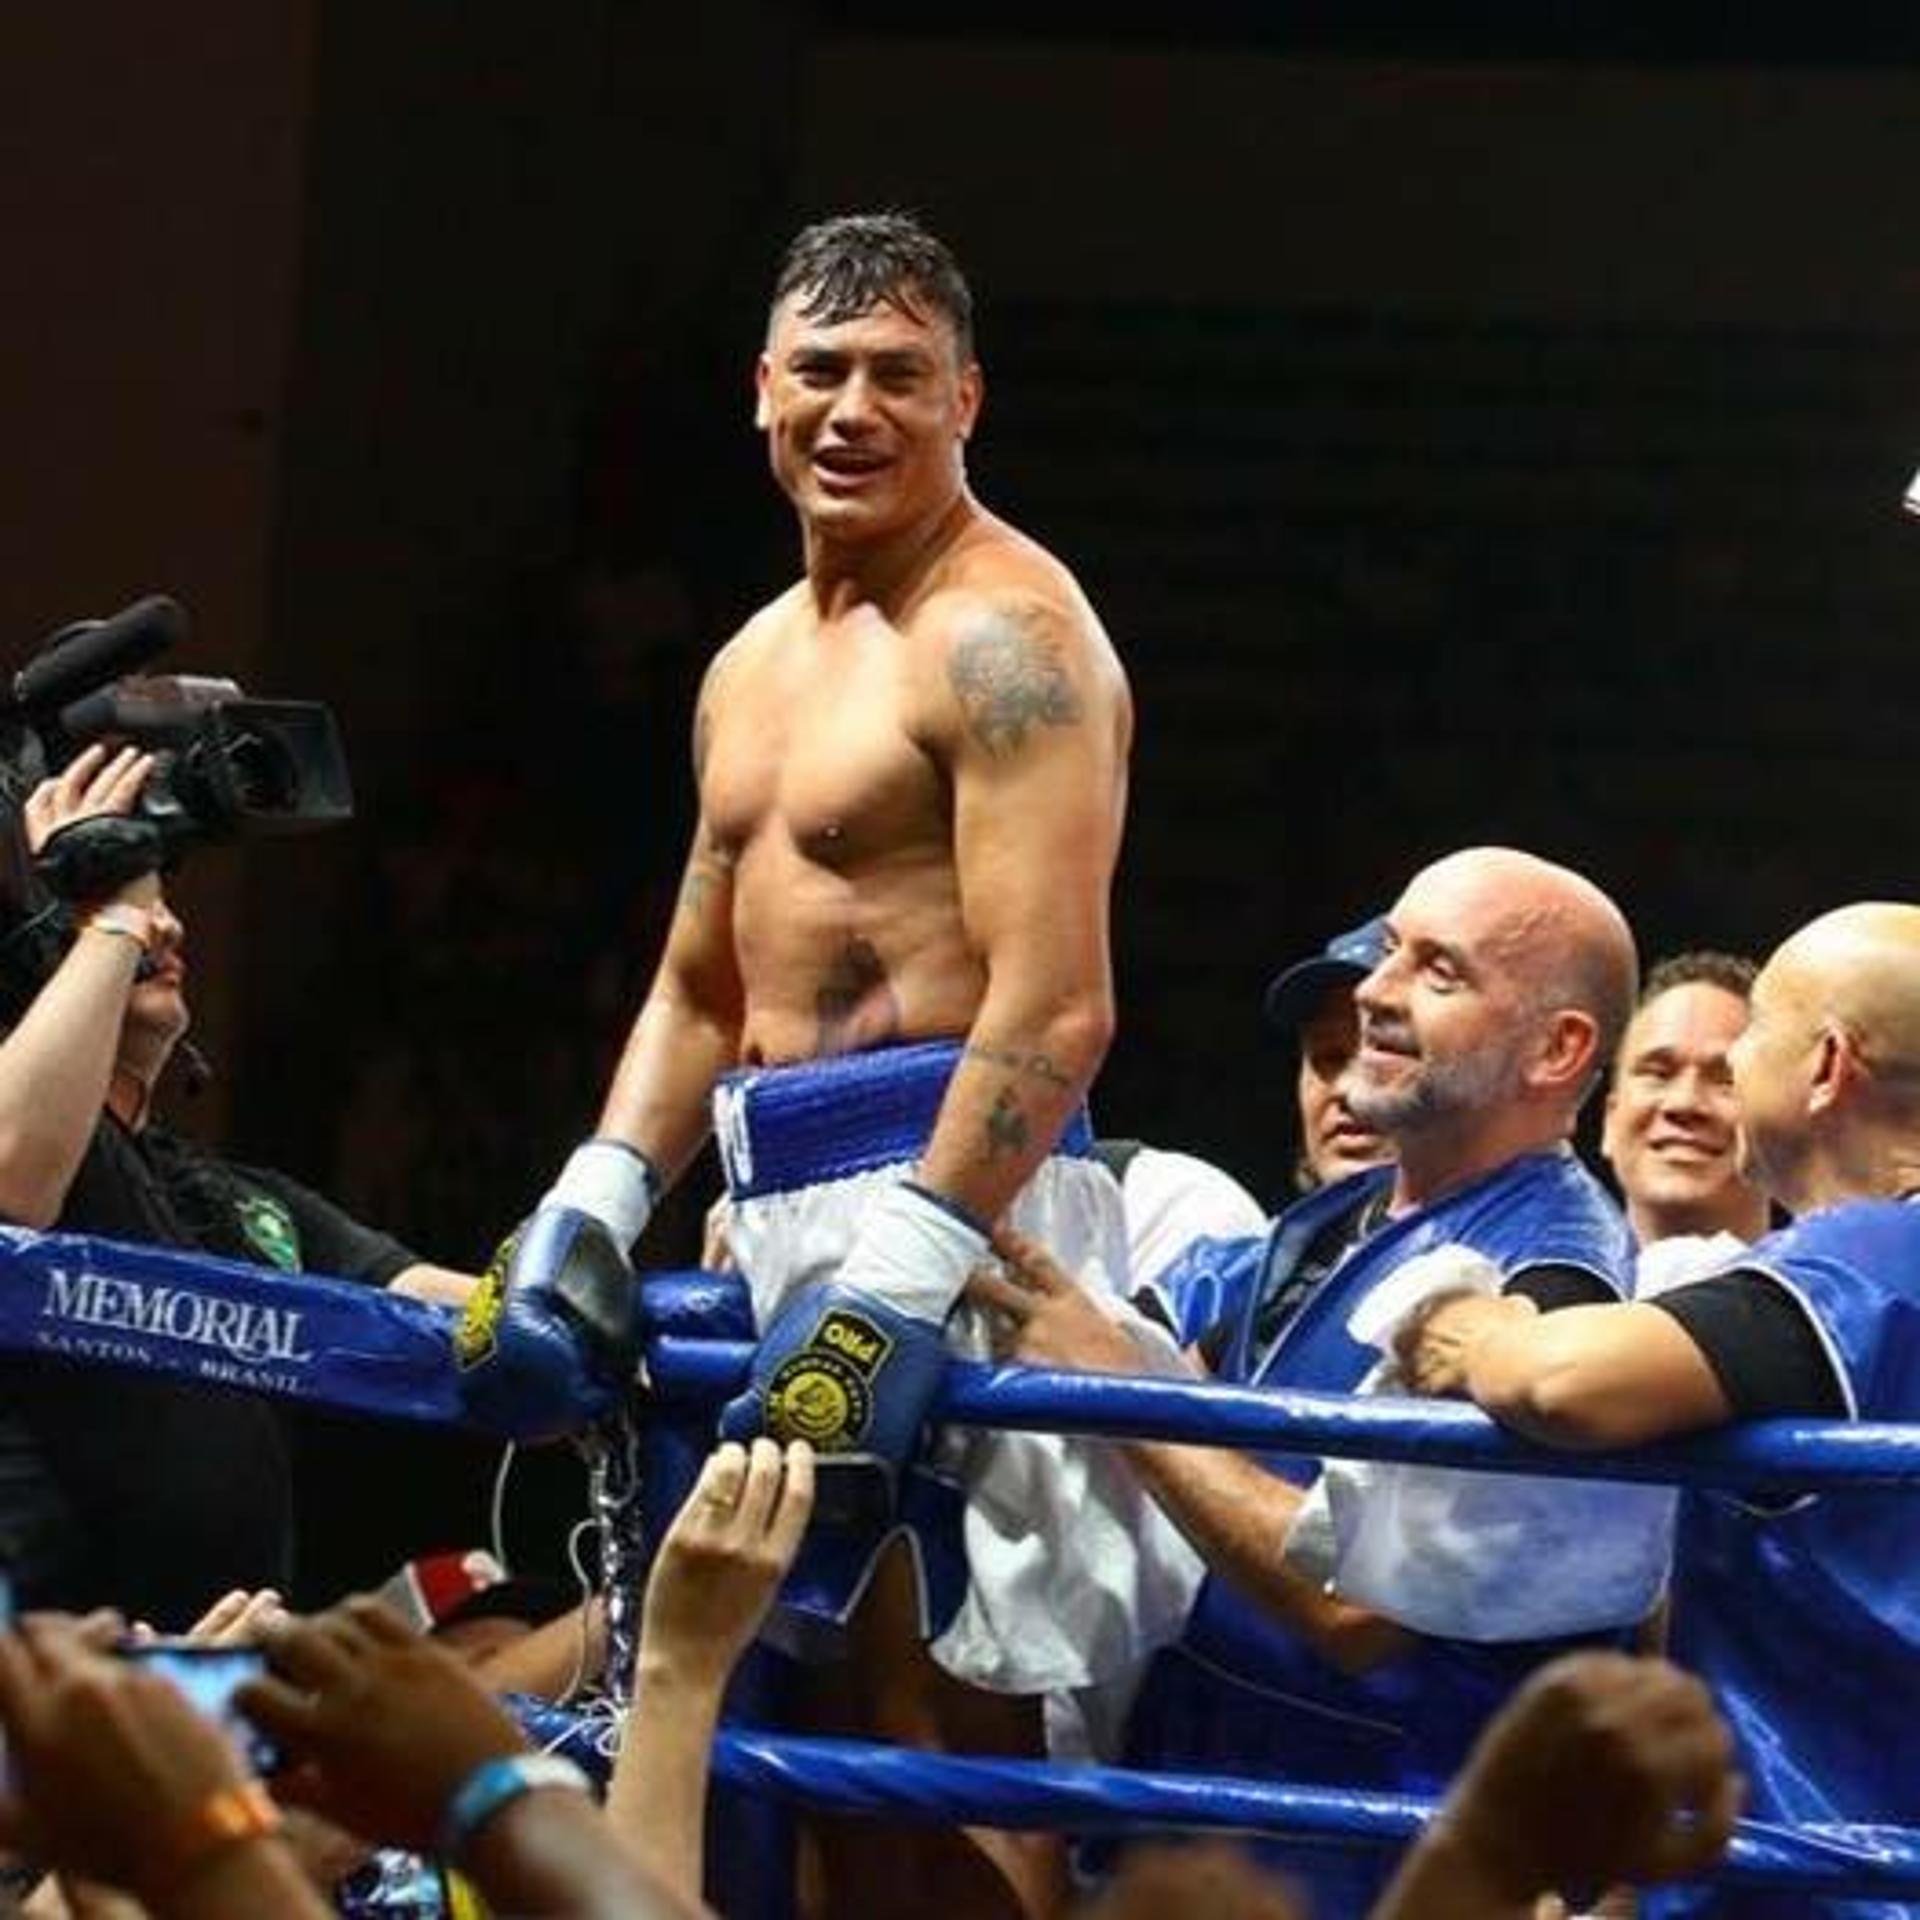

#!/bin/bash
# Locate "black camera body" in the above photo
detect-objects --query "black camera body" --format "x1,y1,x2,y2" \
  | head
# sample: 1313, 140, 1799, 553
1, 596, 353, 904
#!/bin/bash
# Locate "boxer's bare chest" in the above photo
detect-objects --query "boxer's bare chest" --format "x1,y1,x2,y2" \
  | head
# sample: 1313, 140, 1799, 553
702, 604, 949, 877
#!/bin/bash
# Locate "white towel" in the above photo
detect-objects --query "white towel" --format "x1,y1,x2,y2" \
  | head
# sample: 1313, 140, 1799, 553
1285, 1245, 1676, 1642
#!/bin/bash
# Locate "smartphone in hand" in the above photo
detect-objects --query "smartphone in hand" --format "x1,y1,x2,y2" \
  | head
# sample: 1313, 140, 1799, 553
118, 1641, 279, 1774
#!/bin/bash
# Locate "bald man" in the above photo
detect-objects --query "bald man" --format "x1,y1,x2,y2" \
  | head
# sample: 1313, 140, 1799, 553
974, 847, 1642, 1917
1402, 902, 1920, 1919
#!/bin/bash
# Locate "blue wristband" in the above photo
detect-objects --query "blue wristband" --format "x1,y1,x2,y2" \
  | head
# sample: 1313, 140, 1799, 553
438, 1753, 592, 1862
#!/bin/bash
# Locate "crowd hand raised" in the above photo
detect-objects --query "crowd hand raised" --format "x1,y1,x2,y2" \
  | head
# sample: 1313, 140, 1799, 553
238, 1597, 526, 1853
0, 1614, 254, 1897
1436, 1652, 1742, 1906
1394, 1288, 1538, 1398
123, 1590, 287, 1651
965, 1228, 1142, 1374
21, 747, 159, 900
639, 1440, 815, 1694
182, 1588, 288, 1648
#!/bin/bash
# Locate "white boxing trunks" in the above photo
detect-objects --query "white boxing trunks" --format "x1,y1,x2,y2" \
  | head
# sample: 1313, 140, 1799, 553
714, 1042, 1204, 1694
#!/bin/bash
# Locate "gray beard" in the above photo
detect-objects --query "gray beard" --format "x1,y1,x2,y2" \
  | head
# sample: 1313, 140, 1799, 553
1345, 1039, 1522, 1136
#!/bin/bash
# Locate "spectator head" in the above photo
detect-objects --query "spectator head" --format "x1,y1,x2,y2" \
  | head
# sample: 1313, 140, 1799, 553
1350, 848, 1637, 1192
1731, 903, 1920, 1214
1603, 950, 1768, 1245
1265, 917, 1393, 1188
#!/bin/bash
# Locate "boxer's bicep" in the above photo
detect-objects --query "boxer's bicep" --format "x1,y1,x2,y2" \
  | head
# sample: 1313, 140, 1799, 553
920, 598, 1124, 1211
943, 594, 1123, 997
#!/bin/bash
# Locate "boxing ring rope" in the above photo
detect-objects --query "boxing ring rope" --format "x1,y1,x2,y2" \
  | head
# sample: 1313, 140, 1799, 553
647, 1336, 1920, 1498
4, 1226, 1920, 1903
705, 1735, 1920, 1899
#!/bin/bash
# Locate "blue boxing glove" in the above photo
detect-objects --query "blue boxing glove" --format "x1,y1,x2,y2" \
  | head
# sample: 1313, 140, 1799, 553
454, 1206, 639, 1443
720, 1181, 985, 1525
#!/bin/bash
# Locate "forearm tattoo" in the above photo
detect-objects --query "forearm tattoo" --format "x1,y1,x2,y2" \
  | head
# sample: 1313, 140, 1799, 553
947, 604, 1084, 756
962, 1045, 1073, 1166
962, 1043, 1075, 1091
985, 1087, 1032, 1162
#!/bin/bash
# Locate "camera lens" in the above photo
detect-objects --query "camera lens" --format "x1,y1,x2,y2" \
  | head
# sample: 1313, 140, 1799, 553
217, 731, 298, 813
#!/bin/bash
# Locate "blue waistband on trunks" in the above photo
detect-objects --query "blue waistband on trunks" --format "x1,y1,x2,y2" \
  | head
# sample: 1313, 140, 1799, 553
712, 1039, 1095, 1203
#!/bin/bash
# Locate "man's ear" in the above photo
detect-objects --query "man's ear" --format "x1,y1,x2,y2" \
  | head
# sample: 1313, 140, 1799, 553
1530, 1009, 1600, 1100
753, 352, 772, 431
1807, 1021, 1865, 1117
955, 361, 983, 443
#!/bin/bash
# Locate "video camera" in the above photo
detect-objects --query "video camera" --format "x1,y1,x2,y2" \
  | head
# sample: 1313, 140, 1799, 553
0, 594, 352, 905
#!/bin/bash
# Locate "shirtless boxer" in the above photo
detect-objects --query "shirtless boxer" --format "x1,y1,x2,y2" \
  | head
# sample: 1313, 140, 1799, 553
465, 212, 1197, 1917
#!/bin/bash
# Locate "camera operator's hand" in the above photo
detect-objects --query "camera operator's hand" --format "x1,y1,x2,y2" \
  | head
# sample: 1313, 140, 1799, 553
0, 748, 178, 1222
22, 746, 160, 908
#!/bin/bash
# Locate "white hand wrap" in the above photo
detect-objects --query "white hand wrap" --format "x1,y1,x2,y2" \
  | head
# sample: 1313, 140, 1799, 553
840, 1182, 990, 1324
542, 1139, 661, 1254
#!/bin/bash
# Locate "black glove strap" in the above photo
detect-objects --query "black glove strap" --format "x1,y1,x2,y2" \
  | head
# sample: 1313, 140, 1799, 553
33, 817, 167, 902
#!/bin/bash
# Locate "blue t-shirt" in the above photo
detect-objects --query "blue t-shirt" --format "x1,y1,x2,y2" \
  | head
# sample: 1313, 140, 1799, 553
1651, 1200, 1920, 1920
1126, 1149, 1633, 1919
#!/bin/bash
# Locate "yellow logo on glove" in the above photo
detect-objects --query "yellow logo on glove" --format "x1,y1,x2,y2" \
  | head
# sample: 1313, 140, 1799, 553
453, 1233, 516, 1371
765, 1308, 892, 1451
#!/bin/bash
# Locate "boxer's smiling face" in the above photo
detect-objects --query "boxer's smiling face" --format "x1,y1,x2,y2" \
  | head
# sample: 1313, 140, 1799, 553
756, 290, 981, 544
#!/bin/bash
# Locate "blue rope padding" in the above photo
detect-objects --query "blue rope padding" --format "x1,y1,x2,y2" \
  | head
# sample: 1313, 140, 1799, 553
3, 1224, 1918, 1495
648, 1338, 1920, 1497
709, 1731, 1920, 1898
0, 1224, 469, 1426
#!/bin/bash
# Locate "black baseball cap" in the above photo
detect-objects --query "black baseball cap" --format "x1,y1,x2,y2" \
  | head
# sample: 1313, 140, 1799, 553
431, 1573, 579, 1635
1263, 916, 1390, 1031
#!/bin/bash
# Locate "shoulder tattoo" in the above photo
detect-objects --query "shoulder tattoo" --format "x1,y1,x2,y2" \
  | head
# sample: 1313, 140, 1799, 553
947, 605, 1084, 756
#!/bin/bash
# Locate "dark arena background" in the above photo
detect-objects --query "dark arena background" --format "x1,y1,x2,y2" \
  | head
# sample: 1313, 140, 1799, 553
1, 2, 1917, 1601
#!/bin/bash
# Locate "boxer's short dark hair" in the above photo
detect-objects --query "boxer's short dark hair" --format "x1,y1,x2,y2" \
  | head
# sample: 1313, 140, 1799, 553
772, 212, 974, 358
